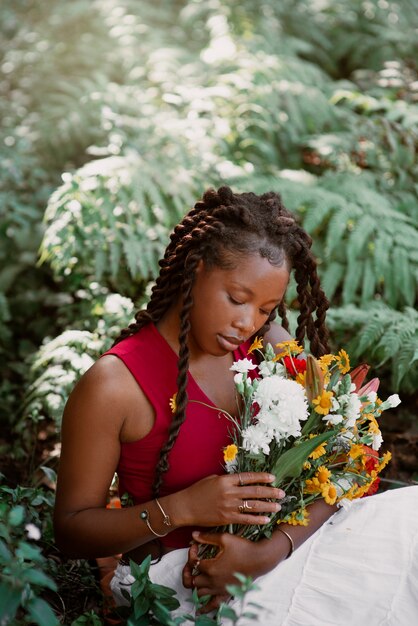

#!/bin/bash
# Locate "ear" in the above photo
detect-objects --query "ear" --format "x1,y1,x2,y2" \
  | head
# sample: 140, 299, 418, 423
195, 258, 206, 274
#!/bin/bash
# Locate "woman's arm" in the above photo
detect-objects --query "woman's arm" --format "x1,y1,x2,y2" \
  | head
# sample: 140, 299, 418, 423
54, 356, 283, 558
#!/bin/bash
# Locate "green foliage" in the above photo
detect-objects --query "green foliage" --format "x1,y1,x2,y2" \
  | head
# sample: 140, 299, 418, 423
40, 156, 201, 293
114, 559, 261, 625
20, 292, 134, 436
0, 476, 58, 626
327, 303, 418, 393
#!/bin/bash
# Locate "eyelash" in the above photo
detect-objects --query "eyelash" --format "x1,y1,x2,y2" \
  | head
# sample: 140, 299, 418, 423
228, 295, 270, 317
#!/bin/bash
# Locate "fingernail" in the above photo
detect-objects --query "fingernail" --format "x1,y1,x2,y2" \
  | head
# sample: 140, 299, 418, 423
275, 503, 281, 512
279, 490, 286, 499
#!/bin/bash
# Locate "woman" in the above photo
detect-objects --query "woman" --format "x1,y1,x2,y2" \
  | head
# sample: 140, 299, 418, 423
54, 187, 418, 624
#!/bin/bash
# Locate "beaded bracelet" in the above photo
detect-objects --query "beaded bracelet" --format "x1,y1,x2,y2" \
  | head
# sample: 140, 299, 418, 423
277, 527, 294, 559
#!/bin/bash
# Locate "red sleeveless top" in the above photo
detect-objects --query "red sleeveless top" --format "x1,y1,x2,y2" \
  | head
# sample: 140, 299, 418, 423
103, 322, 255, 548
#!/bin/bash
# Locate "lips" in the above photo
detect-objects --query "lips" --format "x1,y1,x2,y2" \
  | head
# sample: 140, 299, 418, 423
217, 334, 245, 351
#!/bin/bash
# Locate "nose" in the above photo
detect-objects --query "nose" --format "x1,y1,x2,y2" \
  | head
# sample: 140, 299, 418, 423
233, 308, 257, 335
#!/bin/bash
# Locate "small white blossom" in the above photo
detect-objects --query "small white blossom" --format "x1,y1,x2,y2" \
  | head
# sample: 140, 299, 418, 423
324, 412, 344, 425
234, 373, 243, 386
230, 358, 258, 374
258, 360, 276, 378
242, 424, 271, 455
367, 391, 377, 403
344, 393, 362, 428
25, 524, 41, 541
386, 394, 401, 408
372, 431, 383, 451
225, 458, 238, 473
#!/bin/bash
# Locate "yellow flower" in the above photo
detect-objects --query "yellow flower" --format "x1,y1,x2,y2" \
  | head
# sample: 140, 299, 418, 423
308, 434, 326, 460
280, 508, 310, 527
223, 444, 238, 463
273, 340, 303, 360
318, 354, 336, 371
376, 451, 392, 473
367, 416, 380, 434
321, 482, 338, 505
316, 465, 331, 484
349, 444, 364, 461
248, 336, 263, 354
336, 349, 350, 374
304, 477, 322, 494
312, 390, 333, 415
296, 371, 306, 386
169, 393, 177, 414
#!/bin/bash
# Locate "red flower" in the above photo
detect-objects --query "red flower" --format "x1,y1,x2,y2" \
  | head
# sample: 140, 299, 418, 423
362, 445, 380, 497
283, 356, 307, 377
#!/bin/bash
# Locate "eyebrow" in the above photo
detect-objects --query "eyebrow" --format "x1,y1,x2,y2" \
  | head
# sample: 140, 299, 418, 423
229, 282, 281, 306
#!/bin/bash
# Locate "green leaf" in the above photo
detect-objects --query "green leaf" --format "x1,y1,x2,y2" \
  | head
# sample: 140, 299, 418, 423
133, 592, 150, 618
0, 583, 22, 622
26, 596, 59, 626
8, 505, 25, 526
23, 567, 57, 591
272, 431, 336, 485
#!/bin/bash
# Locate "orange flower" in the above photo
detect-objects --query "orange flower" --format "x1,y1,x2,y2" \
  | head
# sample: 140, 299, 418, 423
248, 336, 263, 354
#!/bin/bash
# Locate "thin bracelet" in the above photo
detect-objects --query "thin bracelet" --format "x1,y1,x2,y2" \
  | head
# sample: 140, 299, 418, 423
139, 509, 169, 538
277, 527, 294, 559
155, 498, 172, 527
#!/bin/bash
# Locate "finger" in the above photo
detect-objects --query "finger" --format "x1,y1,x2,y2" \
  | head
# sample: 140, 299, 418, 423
238, 499, 282, 515
182, 563, 194, 588
192, 530, 229, 550
237, 483, 286, 500
235, 471, 275, 484
188, 541, 199, 562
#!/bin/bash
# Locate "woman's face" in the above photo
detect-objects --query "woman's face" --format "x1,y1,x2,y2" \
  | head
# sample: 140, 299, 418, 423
188, 251, 290, 357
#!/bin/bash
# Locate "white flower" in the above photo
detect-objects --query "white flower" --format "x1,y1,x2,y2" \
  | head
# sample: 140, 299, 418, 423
386, 394, 401, 408
230, 358, 258, 374
234, 373, 243, 386
334, 476, 355, 497
372, 431, 383, 451
253, 376, 308, 442
225, 458, 238, 473
242, 424, 271, 455
258, 360, 276, 378
324, 412, 344, 425
344, 393, 362, 428
367, 391, 377, 403
25, 523, 41, 541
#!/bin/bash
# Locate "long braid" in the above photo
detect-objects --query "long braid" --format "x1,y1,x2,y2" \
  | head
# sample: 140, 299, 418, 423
152, 251, 200, 496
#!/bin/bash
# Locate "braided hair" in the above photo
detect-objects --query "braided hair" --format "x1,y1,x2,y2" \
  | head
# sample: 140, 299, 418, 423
113, 186, 329, 496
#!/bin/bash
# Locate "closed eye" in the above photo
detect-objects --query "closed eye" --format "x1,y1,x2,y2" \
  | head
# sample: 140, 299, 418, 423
228, 294, 244, 306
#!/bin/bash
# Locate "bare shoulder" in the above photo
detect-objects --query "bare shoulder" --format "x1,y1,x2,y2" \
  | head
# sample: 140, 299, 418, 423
62, 354, 150, 438
264, 321, 293, 346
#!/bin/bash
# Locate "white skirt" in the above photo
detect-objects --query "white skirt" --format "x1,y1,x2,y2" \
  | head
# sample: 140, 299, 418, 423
110, 486, 418, 625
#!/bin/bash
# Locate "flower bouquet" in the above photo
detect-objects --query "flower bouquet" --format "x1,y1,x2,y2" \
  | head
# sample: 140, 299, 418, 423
216, 338, 399, 541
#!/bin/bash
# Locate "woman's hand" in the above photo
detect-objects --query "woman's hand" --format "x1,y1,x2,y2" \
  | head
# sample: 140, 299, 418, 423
182, 531, 274, 613
173, 472, 284, 528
